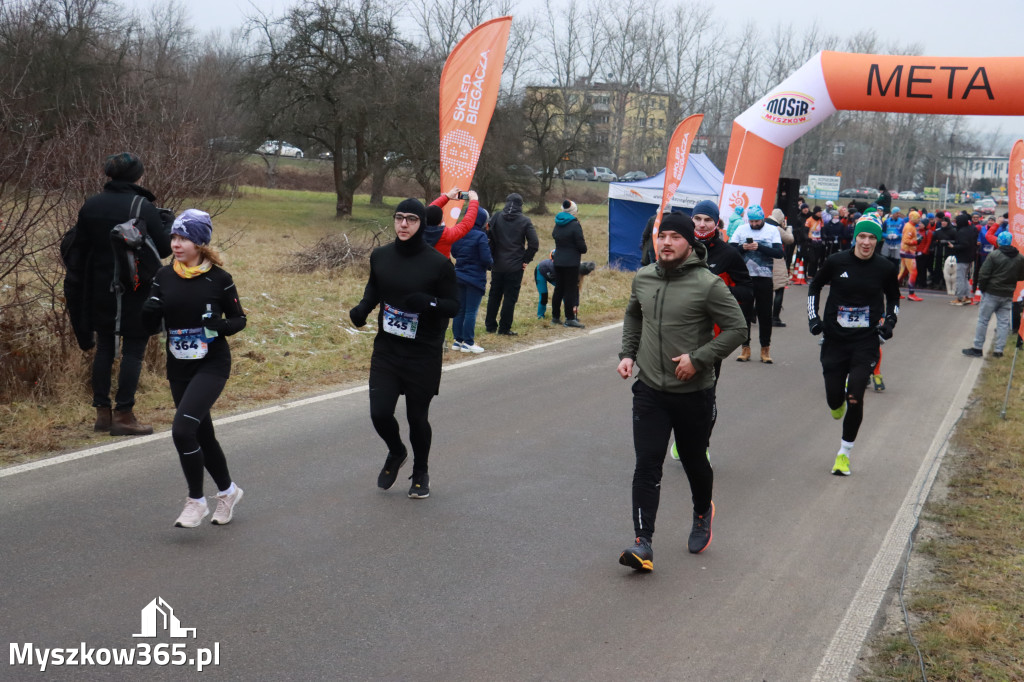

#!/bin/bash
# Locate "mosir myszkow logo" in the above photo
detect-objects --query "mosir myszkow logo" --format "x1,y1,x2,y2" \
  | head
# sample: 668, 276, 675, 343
761, 91, 815, 125
9, 598, 220, 673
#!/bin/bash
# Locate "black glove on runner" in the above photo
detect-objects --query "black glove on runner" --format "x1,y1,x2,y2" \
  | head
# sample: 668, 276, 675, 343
349, 303, 370, 328
404, 293, 436, 314
808, 316, 823, 336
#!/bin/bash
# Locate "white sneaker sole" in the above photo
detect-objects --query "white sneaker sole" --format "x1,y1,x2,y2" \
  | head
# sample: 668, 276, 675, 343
174, 506, 209, 528
211, 487, 244, 525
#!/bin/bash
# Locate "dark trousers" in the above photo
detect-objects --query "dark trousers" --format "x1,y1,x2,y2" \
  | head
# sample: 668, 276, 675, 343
170, 374, 231, 499
369, 370, 435, 475
452, 283, 484, 345
485, 269, 524, 333
744, 277, 774, 347
915, 253, 931, 288
820, 337, 878, 442
630, 380, 715, 541
92, 334, 148, 410
551, 266, 580, 321
805, 241, 823, 278
772, 287, 785, 322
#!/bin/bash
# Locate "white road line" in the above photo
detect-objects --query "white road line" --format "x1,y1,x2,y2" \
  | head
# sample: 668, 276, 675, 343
0, 323, 623, 479
811, 356, 982, 681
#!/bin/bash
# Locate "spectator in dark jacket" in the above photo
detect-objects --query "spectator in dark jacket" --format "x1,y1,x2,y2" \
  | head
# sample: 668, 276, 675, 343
450, 207, 493, 353
68, 152, 172, 435
962, 231, 1024, 357
876, 183, 892, 215
551, 200, 588, 328
484, 193, 538, 335
931, 213, 957, 291
952, 214, 978, 304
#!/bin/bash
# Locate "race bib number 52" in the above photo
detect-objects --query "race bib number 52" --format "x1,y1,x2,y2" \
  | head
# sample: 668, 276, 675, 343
836, 305, 870, 328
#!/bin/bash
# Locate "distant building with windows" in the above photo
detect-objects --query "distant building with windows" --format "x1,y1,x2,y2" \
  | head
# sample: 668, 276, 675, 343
525, 81, 670, 173
950, 154, 1010, 184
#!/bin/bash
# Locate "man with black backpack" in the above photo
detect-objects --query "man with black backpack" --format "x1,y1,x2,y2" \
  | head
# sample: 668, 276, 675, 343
65, 152, 172, 435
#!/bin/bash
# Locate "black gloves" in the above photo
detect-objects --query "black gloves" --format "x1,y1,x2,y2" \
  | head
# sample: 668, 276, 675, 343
404, 293, 436, 314
877, 315, 896, 341
142, 296, 163, 318
349, 303, 370, 328
808, 316, 823, 336
202, 315, 230, 333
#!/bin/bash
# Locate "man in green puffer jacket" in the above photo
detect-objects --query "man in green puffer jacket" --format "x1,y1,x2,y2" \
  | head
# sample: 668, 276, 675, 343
615, 212, 747, 572
962, 230, 1024, 358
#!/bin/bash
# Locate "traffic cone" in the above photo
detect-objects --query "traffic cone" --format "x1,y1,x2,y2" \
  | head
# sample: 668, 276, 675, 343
791, 259, 806, 285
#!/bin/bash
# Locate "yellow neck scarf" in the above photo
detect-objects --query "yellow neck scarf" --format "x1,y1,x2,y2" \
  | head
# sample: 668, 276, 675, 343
173, 259, 212, 279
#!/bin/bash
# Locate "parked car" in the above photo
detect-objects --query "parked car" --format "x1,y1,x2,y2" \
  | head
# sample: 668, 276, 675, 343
506, 164, 536, 177
620, 170, 648, 182
973, 198, 997, 215
839, 188, 879, 200
257, 141, 304, 158
899, 190, 922, 201
563, 168, 588, 181
588, 166, 617, 182
207, 136, 245, 152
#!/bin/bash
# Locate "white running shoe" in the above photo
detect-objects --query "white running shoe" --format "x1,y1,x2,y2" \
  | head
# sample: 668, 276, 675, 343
451, 341, 464, 351
174, 497, 209, 528
211, 485, 244, 525
460, 343, 485, 353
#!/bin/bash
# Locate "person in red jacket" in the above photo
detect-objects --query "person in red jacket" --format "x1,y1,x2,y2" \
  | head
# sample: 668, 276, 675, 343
424, 188, 479, 259
915, 214, 934, 290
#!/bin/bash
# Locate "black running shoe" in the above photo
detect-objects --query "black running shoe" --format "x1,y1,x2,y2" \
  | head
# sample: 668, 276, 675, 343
688, 502, 715, 554
377, 448, 407, 490
618, 537, 653, 572
408, 472, 430, 499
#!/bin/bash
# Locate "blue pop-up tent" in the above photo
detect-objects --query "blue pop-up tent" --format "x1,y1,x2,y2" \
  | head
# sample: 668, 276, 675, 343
607, 153, 724, 270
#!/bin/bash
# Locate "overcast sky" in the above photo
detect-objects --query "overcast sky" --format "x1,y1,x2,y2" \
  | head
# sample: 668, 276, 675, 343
139, 0, 1022, 142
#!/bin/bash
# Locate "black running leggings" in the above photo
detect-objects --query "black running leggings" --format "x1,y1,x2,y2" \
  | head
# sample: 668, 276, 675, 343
369, 372, 435, 475
821, 339, 876, 442
630, 381, 714, 540
170, 374, 231, 499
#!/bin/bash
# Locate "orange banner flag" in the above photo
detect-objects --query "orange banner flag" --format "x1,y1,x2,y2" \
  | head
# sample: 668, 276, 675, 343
1009, 139, 1024, 334
439, 16, 512, 227
652, 114, 705, 249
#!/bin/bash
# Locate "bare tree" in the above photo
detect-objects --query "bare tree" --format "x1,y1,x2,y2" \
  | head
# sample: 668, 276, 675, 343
242, 0, 412, 218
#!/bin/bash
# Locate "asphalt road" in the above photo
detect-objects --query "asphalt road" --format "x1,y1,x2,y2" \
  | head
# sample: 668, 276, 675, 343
1, 288, 987, 681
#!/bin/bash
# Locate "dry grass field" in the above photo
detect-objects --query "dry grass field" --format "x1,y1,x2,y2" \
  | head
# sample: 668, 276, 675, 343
0, 187, 631, 464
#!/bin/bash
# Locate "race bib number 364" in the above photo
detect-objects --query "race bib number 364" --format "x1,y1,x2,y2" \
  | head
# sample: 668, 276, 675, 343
168, 327, 209, 359
382, 304, 418, 339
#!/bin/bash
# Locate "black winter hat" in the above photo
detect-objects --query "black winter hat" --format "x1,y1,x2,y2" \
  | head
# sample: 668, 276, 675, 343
659, 212, 696, 246
426, 204, 444, 226
103, 152, 144, 182
955, 214, 969, 228
395, 197, 427, 225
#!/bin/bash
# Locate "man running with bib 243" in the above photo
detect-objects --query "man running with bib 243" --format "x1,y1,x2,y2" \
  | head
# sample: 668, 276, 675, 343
807, 215, 900, 476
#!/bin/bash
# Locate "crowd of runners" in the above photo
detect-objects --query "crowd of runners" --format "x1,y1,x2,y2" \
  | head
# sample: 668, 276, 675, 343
66, 154, 1020, 572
